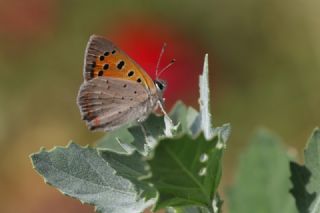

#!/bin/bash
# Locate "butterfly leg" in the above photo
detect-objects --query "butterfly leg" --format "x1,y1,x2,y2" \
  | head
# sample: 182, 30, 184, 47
139, 123, 149, 138
157, 100, 180, 137
139, 123, 157, 151
157, 100, 171, 120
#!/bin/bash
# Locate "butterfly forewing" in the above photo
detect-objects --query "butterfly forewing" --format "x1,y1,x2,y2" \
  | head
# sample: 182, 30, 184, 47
84, 35, 156, 93
77, 77, 152, 131
78, 35, 166, 131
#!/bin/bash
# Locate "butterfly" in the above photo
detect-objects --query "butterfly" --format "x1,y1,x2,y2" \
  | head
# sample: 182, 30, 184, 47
77, 35, 174, 131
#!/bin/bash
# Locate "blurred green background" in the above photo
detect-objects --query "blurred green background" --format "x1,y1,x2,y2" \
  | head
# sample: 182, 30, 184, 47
0, 0, 319, 212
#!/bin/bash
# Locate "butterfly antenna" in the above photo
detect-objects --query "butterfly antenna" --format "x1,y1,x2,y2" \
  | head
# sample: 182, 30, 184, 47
156, 42, 167, 79
157, 59, 176, 77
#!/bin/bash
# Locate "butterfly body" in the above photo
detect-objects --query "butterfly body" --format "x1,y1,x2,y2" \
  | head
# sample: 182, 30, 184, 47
77, 35, 166, 131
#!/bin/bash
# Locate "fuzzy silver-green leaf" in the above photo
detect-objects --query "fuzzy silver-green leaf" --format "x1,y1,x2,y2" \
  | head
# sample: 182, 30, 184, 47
30, 142, 156, 213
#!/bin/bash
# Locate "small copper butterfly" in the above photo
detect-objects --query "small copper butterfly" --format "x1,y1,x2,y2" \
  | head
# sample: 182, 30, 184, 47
77, 35, 174, 131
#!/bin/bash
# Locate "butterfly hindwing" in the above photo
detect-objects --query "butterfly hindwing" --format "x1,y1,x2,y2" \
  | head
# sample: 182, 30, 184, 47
77, 77, 151, 131
84, 35, 156, 93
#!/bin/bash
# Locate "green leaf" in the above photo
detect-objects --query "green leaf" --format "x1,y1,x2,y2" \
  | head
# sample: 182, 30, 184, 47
300, 128, 320, 213
148, 133, 224, 212
169, 101, 188, 134
290, 162, 315, 213
186, 107, 201, 136
212, 194, 223, 213
199, 54, 213, 140
98, 150, 157, 202
197, 54, 231, 143
96, 127, 135, 154
170, 206, 211, 213
171, 194, 223, 213
305, 128, 320, 190
30, 142, 156, 213
228, 129, 298, 213
169, 101, 197, 135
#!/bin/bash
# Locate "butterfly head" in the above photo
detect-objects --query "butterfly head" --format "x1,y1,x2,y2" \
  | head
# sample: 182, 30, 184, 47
154, 79, 167, 105
154, 79, 167, 93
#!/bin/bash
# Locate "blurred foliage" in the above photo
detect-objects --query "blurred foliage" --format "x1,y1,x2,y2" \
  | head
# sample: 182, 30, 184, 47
0, 0, 319, 212
228, 129, 297, 213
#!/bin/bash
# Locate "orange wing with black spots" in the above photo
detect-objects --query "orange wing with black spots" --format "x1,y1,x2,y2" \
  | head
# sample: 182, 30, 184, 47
83, 35, 156, 93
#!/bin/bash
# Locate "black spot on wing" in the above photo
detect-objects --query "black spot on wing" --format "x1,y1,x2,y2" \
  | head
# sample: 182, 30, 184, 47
117, 61, 125, 70
103, 64, 109, 70
128, 70, 134, 77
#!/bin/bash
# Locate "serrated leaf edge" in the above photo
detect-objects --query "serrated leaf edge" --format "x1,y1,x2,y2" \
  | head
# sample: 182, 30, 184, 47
30, 141, 156, 213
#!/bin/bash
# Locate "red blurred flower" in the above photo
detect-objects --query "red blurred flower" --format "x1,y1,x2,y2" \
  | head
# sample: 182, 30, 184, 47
107, 19, 205, 108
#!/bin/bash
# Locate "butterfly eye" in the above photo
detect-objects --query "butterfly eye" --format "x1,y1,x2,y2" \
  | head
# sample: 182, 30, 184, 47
157, 83, 164, 90
155, 80, 166, 91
